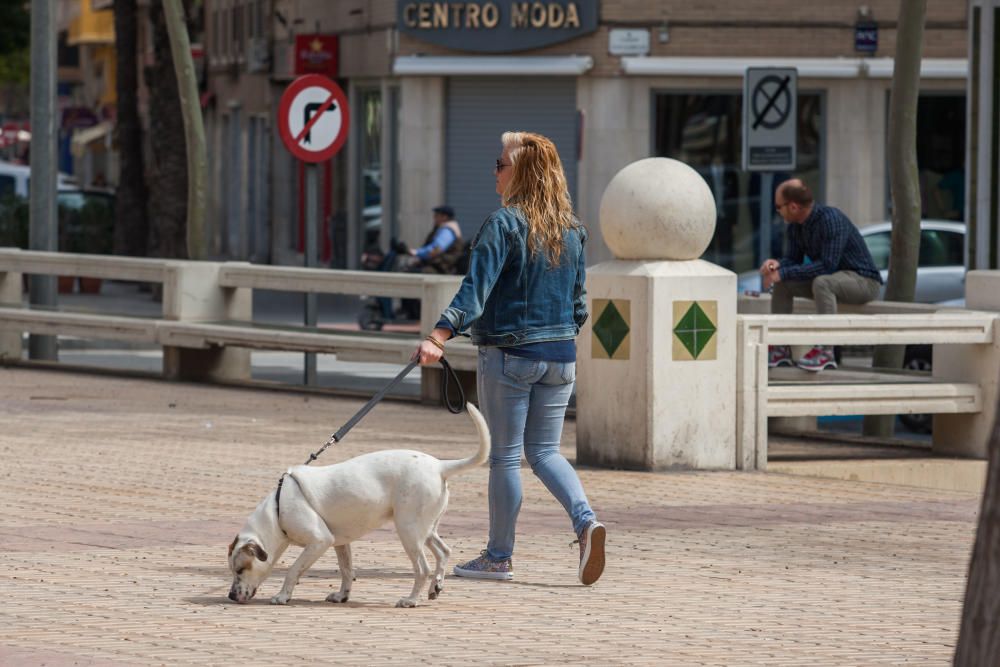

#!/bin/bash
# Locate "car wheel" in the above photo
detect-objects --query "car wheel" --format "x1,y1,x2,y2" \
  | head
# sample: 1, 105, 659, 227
357, 306, 384, 332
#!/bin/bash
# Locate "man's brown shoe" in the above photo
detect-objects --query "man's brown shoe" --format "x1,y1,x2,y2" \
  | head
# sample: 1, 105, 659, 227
578, 521, 606, 586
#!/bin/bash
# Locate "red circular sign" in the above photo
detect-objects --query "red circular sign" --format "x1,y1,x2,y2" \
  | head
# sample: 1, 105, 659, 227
278, 74, 350, 163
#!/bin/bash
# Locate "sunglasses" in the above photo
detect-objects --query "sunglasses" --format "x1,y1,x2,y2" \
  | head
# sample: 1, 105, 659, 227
495, 159, 511, 173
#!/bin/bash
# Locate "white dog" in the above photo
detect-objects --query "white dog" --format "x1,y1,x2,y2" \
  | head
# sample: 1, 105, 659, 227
227, 404, 488, 608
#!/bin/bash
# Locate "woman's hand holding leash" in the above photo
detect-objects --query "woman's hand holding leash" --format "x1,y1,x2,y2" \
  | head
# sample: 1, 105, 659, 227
414, 327, 452, 365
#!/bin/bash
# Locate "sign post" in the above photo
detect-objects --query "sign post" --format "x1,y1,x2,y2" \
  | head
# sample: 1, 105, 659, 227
278, 74, 350, 386
743, 67, 798, 266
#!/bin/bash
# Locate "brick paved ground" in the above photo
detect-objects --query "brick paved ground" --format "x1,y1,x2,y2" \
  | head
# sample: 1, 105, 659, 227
0, 366, 980, 666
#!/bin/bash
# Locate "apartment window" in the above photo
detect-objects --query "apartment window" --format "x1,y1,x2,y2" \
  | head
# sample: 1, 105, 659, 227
211, 9, 220, 60
253, 0, 264, 38
233, 4, 243, 60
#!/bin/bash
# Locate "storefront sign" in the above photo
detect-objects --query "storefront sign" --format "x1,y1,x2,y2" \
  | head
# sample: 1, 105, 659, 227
742, 67, 798, 172
854, 21, 878, 53
608, 28, 649, 56
397, 0, 599, 53
294, 34, 339, 77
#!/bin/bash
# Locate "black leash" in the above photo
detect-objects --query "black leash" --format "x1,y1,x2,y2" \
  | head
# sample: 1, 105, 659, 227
275, 357, 466, 531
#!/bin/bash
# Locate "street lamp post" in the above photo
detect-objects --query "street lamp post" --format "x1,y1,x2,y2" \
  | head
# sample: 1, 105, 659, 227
28, 0, 58, 360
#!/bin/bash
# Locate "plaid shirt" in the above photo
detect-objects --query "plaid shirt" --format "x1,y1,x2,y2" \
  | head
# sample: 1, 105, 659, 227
778, 205, 883, 284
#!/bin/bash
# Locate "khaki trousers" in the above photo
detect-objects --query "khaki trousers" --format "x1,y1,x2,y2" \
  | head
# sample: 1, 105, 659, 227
771, 270, 882, 315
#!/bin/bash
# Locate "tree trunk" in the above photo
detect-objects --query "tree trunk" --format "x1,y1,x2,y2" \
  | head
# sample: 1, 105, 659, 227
955, 413, 1000, 663
145, 0, 189, 259
863, 0, 926, 437
162, 0, 207, 260
112, 0, 148, 256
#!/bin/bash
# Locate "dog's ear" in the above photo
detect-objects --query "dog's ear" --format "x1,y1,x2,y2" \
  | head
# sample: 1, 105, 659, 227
228, 537, 238, 557
247, 542, 268, 562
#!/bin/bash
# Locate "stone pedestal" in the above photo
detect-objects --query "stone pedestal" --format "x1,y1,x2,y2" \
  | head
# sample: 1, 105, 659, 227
575, 157, 737, 470
577, 260, 736, 469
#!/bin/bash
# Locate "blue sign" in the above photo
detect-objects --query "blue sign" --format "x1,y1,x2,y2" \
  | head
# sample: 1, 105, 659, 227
398, 0, 599, 53
855, 22, 878, 53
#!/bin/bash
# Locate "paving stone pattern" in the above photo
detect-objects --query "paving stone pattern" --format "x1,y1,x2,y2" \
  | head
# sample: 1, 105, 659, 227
0, 367, 980, 665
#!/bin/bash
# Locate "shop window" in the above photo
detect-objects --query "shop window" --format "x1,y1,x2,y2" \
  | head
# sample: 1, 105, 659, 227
914, 95, 965, 221
653, 92, 824, 274
359, 89, 383, 250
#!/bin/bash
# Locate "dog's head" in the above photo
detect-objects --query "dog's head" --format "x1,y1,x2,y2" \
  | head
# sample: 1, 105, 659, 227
227, 535, 270, 603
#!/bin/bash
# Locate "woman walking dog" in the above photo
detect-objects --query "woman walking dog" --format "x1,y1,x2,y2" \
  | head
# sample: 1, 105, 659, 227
413, 131, 605, 586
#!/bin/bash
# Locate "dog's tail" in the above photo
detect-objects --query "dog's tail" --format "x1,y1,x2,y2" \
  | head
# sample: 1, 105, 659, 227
439, 403, 490, 480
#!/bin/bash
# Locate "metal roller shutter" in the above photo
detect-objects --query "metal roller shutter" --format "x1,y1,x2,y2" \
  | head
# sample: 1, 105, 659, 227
445, 77, 578, 237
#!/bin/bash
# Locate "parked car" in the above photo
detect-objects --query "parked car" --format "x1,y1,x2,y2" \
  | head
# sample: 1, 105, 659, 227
0, 160, 77, 199
737, 219, 967, 303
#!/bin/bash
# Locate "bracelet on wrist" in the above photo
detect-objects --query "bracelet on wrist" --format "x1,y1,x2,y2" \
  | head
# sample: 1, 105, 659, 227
425, 335, 445, 351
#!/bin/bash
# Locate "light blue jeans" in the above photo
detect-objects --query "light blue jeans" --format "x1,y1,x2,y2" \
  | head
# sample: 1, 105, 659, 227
477, 346, 596, 561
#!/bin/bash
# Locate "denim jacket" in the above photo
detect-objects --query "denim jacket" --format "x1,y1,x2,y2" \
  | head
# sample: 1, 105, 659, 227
439, 206, 588, 347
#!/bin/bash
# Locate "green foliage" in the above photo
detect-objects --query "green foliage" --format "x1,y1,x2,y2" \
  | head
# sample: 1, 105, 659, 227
0, 0, 30, 58
0, 192, 116, 254
0, 46, 29, 86
58, 193, 115, 254
0, 194, 28, 248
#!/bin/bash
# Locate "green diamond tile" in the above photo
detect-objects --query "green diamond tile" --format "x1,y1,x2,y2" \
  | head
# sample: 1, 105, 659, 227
593, 301, 630, 358
673, 302, 716, 359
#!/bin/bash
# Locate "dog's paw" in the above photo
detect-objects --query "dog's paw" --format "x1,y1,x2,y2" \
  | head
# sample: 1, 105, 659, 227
270, 593, 291, 605
395, 597, 419, 608
428, 582, 443, 600
326, 591, 350, 603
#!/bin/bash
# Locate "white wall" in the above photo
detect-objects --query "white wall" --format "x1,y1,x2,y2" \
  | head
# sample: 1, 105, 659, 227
576, 77, 651, 264
825, 78, 888, 227
398, 77, 446, 248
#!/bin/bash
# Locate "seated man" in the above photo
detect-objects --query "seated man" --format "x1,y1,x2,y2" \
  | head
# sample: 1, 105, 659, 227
408, 205, 464, 274
760, 179, 883, 372
398, 205, 465, 320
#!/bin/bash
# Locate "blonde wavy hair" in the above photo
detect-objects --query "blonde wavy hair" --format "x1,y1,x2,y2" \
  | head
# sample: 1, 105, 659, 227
500, 131, 577, 266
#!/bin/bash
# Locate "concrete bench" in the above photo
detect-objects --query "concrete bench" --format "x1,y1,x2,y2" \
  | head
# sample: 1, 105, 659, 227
211, 262, 470, 399
736, 312, 998, 470
0, 249, 472, 400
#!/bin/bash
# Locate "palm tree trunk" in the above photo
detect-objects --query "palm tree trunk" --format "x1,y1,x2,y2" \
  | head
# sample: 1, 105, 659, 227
112, 0, 147, 256
145, 0, 188, 259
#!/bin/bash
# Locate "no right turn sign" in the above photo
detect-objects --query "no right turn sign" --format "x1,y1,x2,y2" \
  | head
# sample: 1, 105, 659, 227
742, 67, 798, 172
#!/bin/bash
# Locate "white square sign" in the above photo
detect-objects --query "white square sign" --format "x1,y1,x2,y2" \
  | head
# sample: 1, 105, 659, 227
742, 67, 798, 172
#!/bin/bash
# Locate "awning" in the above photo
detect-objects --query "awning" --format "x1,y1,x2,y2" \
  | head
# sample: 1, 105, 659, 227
621, 56, 968, 80
393, 55, 594, 76
71, 121, 113, 157
67, 2, 115, 46
864, 58, 968, 79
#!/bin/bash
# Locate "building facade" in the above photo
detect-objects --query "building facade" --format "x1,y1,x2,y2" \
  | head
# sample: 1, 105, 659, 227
205, 0, 968, 271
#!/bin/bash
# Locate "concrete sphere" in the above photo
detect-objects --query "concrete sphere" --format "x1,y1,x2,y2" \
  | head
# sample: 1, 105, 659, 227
599, 158, 717, 260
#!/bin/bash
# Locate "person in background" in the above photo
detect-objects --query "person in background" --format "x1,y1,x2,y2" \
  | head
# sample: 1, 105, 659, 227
409, 205, 464, 274
413, 131, 606, 586
761, 178, 883, 372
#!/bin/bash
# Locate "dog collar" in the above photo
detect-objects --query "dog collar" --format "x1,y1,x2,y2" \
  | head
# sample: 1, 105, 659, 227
274, 474, 289, 537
